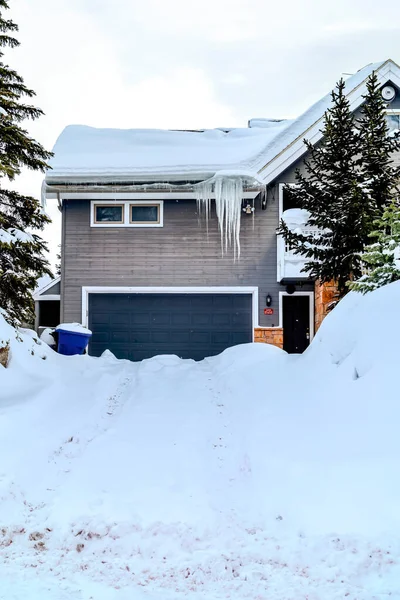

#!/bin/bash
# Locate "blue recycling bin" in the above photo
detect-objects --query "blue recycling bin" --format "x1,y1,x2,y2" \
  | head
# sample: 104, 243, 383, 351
57, 327, 92, 356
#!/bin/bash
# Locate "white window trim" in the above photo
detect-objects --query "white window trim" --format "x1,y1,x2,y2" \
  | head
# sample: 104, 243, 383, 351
35, 295, 60, 301
277, 183, 296, 281
278, 291, 314, 341
90, 200, 164, 228
81, 285, 259, 339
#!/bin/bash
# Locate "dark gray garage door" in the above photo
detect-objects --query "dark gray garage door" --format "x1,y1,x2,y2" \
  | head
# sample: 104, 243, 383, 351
88, 293, 253, 361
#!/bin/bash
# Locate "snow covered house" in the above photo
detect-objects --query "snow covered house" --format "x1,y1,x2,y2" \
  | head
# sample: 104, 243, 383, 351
43, 59, 400, 360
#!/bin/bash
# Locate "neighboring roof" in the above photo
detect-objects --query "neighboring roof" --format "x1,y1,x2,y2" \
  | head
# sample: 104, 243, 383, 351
33, 276, 61, 301
45, 59, 400, 189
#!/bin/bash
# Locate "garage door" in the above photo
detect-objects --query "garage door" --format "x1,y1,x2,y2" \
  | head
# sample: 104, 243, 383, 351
88, 293, 253, 361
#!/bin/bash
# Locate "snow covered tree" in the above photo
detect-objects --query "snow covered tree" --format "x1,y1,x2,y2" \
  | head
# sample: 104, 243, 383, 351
0, 0, 53, 325
278, 79, 374, 296
55, 244, 61, 276
348, 200, 400, 293
278, 73, 400, 298
356, 71, 400, 216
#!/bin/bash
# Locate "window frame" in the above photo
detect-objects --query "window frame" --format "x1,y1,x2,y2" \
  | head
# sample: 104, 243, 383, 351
90, 200, 164, 228
93, 203, 125, 225
129, 203, 161, 226
384, 109, 400, 134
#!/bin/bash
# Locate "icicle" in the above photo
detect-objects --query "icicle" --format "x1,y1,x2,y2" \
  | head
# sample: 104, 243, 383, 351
196, 181, 212, 238
40, 179, 47, 210
196, 176, 244, 258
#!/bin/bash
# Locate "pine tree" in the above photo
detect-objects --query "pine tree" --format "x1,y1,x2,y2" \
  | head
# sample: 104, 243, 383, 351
348, 200, 400, 293
356, 71, 400, 216
0, 0, 53, 325
56, 244, 61, 276
278, 79, 374, 296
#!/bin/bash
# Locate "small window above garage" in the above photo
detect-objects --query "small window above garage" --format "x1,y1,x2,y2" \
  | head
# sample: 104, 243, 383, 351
91, 200, 163, 228
94, 204, 124, 224
130, 204, 160, 225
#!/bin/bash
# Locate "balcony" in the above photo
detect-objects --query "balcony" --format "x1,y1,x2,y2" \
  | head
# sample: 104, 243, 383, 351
277, 209, 319, 281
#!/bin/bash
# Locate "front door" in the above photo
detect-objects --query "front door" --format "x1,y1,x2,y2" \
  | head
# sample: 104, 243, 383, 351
282, 295, 311, 353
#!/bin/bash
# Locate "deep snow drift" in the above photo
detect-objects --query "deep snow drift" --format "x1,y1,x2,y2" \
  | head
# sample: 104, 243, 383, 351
1, 283, 400, 599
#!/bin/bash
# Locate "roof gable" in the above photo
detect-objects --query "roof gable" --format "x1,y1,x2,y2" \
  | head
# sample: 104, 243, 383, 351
255, 59, 400, 184
44, 59, 400, 192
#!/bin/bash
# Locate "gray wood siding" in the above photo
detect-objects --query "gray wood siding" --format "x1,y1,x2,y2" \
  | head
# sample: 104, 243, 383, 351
62, 197, 290, 328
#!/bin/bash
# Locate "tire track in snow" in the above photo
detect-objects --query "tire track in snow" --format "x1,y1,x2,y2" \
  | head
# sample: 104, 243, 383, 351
47, 364, 135, 485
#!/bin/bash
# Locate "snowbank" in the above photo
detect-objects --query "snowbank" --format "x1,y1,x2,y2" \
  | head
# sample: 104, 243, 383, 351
1, 283, 400, 598
281, 207, 310, 228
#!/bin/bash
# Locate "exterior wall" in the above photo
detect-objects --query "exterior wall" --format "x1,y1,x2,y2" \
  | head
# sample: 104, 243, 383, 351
254, 327, 283, 349
315, 280, 338, 332
62, 197, 283, 328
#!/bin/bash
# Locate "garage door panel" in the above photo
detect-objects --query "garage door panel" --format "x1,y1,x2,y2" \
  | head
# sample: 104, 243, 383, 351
151, 331, 171, 343
92, 331, 110, 343
212, 313, 230, 326
110, 313, 130, 326
91, 312, 111, 325
111, 330, 130, 343
233, 295, 252, 309
130, 312, 151, 326
170, 331, 190, 343
190, 331, 210, 344
212, 295, 233, 309
211, 332, 232, 344
130, 331, 151, 343
232, 332, 251, 344
190, 296, 213, 309
171, 313, 191, 326
89, 293, 252, 361
232, 312, 253, 326
152, 313, 171, 326
191, 313, 211, 326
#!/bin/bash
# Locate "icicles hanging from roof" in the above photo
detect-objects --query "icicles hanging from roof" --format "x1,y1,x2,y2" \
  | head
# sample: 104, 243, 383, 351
196, 175, 244, 258
40, 179, 47, 210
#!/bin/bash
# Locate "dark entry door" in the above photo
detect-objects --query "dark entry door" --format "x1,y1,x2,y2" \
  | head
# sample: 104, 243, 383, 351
282, 295, 311, 353
88, 293, 253, 361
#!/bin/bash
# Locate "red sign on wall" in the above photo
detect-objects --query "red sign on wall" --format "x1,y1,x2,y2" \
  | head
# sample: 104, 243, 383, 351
264, 308, 274, 315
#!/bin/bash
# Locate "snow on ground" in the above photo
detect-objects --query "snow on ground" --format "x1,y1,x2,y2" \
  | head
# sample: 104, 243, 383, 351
1, 283, 400, 599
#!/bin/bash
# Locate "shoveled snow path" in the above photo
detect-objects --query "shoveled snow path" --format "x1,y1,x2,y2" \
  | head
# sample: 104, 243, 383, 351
2, 348, 400, 599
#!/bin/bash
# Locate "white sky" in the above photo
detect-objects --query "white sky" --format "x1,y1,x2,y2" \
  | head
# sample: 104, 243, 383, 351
6, 0, 400, 269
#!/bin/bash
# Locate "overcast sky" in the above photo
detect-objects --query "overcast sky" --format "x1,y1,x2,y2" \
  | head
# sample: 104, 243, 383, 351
6, 0, 400, 268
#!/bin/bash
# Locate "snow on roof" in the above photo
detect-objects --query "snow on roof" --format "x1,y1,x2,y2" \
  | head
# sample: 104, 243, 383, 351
46, 122, 290, 183
33, 275, 52, 295
33, 276, 61, 300
46, 60, 390, 186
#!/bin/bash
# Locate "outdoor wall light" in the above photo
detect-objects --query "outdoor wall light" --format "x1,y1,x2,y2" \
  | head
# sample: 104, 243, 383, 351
242, 203, 255, 215
266, 294, 272, 307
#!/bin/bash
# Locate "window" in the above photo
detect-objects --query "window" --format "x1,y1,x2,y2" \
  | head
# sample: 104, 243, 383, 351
91, 200, 163, 227
282, 185, 300, 212
94, 204, 124, 224
385, 112, 400, 134
130, 204, 160, 224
